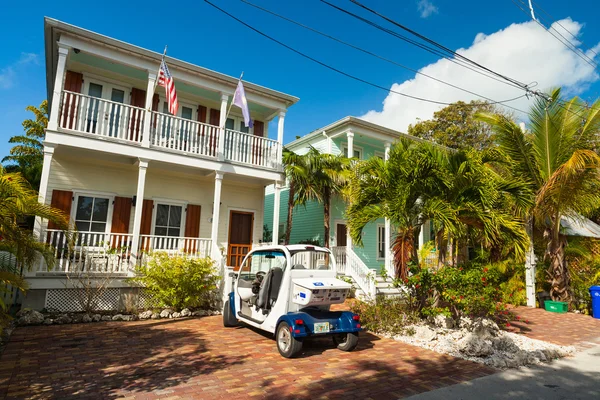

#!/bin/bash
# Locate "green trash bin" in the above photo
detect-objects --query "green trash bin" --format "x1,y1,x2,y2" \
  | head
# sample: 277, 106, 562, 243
544, 300, 568, 313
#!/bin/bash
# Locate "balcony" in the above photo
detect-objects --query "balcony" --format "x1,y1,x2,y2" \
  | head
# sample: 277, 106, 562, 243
58, 90, 282, 171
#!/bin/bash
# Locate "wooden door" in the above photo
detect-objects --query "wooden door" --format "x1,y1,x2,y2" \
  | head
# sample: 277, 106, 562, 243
228, 211, 254, 268
336, 223, 347, 247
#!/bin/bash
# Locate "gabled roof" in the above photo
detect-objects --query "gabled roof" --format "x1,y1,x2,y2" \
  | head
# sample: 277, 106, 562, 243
285, 116, 423, 150
43, 17, 299, 108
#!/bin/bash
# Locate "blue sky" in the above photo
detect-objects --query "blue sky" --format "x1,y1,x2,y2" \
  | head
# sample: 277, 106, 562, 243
1, 0, 599, 158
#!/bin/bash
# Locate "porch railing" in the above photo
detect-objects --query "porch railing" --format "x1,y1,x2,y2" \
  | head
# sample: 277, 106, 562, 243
59, 91, 144, 143
224, 128, 280, 169
331, 246, 347, 275
331, 246, 376, 298
138, 235, 212, 259
150, 112, 220, 158
39, 230, 134, 274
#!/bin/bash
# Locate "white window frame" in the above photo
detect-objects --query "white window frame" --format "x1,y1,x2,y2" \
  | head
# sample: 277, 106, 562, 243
225, 114, 254, 135
377, 224, 386, 260
150, 199, 188, 239
82, 75, 130, 104
342, 142, 363, 159
70, 191, 115, 235
374, 151, 385, 160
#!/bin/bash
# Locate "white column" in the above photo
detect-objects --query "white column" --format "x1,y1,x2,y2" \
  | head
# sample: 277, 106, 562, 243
272, 182, 282, 245
211, 172, 224, 258
48, 46, 69, 131
277, 111, 286, 169
218, 93, 229, 161
345, 131, 355, 250
33, 144, 57, 240
131, 159, 149, 259
384, 142, 393, 277
141, 72, 157, 148
525, 220, 537, 307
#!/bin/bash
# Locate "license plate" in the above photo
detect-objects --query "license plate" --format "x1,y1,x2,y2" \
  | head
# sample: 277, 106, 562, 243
314, 322, 330, 334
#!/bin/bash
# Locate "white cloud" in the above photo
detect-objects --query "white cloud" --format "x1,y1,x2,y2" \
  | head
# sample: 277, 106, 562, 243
417, 0, 438, 18
0, 52, 40, 89
361, 18, 600, 132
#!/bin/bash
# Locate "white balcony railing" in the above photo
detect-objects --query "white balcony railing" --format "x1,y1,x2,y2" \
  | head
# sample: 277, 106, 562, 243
39, 230, 134, 274
59, 91, 144, 143
57, 90, 282, 170
138, 235, 212, 259
150, 112, 220, 158
224, 128, 280, 169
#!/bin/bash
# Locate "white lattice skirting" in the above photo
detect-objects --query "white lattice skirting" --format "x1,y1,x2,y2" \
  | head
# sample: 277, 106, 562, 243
44, 288, 157, 312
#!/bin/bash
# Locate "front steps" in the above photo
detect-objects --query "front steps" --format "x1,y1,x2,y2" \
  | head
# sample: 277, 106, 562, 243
338, 273, 405, 299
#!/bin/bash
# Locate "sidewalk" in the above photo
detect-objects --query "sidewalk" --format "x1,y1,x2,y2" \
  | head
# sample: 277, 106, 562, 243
406, 340, 600, 400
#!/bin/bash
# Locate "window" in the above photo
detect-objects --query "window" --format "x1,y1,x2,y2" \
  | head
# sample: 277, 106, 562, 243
74, 195, 110, 233
377, 225, 386, 259
374, 151, 385, 160
342, 145, 362, 159
154, 204, 183, 237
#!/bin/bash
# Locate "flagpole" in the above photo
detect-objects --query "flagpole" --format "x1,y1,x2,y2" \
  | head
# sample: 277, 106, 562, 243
153, 45, 168, 92
222, 72, 244, 128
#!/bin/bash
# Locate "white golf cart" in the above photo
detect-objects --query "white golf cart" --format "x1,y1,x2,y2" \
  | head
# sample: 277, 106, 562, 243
223, 244, 361, 358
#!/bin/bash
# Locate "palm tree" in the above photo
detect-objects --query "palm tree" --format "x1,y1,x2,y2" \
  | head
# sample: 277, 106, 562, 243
347, 139, 529, 278
477, 88, 600, 302
2, 101, 48, 189
295, 147, 350, 248
281, 148, 310, 245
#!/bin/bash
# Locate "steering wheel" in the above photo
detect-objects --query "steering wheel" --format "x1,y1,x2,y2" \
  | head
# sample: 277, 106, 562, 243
255, 271, 266, 282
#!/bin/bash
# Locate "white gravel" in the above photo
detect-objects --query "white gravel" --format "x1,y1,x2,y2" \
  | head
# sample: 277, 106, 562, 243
384, 320, 575, 369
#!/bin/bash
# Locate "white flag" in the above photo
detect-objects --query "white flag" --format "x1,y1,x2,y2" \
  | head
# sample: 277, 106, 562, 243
232, 80, 253, 128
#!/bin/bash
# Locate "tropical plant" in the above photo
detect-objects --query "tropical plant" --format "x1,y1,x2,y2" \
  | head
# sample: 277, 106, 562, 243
0, 166, 68, 331
477, 88, 600, 302
2, 101, 47, 189
346, 138, 529, 278
281, 148, 310, 245
295, 147, 351, 248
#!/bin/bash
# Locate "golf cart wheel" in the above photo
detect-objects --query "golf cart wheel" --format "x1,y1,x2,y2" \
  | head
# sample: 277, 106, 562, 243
222, 300, 237, 327
276, 322, 303, 358
332, 332, 359, 351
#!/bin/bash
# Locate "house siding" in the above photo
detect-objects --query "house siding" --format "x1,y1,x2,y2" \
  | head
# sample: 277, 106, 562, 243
44, 154, 264, 251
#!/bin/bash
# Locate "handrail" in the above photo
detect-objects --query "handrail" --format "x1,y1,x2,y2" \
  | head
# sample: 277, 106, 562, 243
63, 90, 145, 111
346, 247, 376, 298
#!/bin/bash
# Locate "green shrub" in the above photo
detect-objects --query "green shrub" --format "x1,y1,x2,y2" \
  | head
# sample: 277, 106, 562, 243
129, 253, 219, 311
348, 297, 417, 335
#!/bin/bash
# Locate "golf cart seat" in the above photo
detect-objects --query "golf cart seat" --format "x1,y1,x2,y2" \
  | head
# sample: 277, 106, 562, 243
292, 264, 305, 269
256, 267, 283, 311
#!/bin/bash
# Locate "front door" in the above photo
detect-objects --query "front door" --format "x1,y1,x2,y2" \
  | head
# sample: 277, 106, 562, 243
228, 211, 254, 268
336, 223, 347, 247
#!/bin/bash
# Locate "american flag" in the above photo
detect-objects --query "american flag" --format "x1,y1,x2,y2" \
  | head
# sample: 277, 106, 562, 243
158, 60, 178, 115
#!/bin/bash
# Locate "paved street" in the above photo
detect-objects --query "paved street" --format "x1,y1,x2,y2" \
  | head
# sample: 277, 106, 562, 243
0, 315, 492, 399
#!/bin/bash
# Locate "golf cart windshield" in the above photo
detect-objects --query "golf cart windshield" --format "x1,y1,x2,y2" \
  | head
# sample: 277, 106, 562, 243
289, 249, 333, 270
239, 250, 286, 280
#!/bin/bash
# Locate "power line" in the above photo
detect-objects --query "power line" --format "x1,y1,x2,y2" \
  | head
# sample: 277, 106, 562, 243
319, 0, 530, 93
346, 0, 534, 90
511, 0, 598, 69
532, 0, 599, 58
203, 0, 527, 108
239, 0, 528, 114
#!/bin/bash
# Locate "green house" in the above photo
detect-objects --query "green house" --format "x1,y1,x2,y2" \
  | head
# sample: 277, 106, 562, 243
264, 117, 433, 289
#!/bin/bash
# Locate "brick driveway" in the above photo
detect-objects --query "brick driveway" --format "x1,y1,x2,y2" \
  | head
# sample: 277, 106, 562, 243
0, 315, 494, 400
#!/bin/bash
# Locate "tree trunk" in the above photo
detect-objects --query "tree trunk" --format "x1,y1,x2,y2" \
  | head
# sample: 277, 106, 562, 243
323, 188, 331, 248
393, 228, 414, 279
547, 233, 571, 302
284, 182, 295, 245
436, 229, 447, 267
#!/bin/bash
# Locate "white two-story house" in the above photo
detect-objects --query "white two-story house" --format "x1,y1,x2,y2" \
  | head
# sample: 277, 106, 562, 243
24, 18, 297, 311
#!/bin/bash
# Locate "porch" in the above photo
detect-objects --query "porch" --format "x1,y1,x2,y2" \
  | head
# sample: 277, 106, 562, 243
58, 90, 281, 171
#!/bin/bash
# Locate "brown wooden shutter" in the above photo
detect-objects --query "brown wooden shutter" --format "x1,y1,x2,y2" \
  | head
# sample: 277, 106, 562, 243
140, 199, 153, 235
111, 197, 132, 233
110, 196, 132, 248
61, 71, 83, 130
253, 120, 264, 137
129, 88, 146, 142
197, 106, 207, 123
209, 109, 221, 156
151, 94, 160, 129
48, 190, 73, 229
252, 121, 265, 165
184, 204, 201, 253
